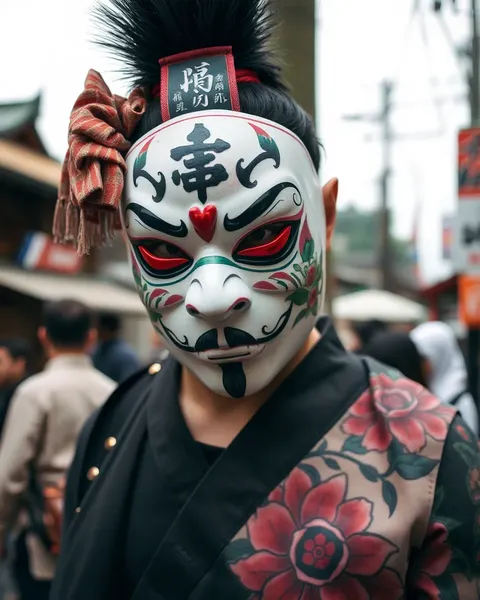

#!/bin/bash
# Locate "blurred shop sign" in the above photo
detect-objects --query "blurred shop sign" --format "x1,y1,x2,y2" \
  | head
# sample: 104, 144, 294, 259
17, 232, 82, 274
459, 274, 480, 326
453, 128, 480, 274
442, 215, 454, 261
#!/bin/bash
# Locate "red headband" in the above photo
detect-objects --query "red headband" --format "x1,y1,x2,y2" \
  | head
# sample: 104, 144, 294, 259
151, 68, 260, 99
155, 46, 260, 121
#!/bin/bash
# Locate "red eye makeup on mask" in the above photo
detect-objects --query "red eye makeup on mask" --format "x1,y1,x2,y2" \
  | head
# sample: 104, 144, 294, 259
232, 217, 301, 267
135, 240, 193, 278
236, 224, 292, 258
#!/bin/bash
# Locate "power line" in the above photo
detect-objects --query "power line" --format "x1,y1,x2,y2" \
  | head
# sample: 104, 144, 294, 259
391, 0, 421, 84
435, 9, 470, 79
418, 4, 448, 131
341, 2, 476, 294
432, 0, 458, 12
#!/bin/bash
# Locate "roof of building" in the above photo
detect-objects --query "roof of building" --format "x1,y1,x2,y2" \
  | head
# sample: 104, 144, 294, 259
0, 138, 61, 192
0, 265, 145, 316
334, 256, 419, 294
0, 96, 41, 138
421, 275, 457, 298
0, 96, 61, 194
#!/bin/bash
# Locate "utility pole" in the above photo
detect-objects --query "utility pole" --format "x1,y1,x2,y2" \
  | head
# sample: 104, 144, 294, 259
379, 81, 394, 292
344, 81, 395, 292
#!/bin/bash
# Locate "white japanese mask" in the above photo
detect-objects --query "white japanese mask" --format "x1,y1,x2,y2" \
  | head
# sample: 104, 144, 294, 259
123, 110, 325, 398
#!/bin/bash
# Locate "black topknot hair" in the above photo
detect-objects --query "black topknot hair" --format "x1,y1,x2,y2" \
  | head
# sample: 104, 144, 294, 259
93, 0, 320, 170
94, 0, 284, 91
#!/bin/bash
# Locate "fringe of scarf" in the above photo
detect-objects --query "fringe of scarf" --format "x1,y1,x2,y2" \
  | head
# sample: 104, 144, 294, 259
53, 198, 117, 255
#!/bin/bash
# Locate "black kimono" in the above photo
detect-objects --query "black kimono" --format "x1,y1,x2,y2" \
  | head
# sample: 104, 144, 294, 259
51, 320, 480, 599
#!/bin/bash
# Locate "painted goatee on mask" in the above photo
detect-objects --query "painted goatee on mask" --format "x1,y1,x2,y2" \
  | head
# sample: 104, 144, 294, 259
124, 110, 325, 398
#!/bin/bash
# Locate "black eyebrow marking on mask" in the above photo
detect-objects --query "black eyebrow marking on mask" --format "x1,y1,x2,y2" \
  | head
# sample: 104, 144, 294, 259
125, 203, 188, 238
223, 182, 301, 232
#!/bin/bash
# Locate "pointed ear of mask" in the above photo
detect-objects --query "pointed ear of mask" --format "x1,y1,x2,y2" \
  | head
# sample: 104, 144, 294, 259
322, 178, 338, 251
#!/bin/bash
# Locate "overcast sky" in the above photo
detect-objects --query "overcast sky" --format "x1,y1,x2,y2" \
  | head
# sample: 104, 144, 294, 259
0, 0, 473, 285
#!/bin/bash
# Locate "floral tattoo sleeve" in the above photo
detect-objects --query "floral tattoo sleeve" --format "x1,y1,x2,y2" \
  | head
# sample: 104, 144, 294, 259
407, 415, 480, 599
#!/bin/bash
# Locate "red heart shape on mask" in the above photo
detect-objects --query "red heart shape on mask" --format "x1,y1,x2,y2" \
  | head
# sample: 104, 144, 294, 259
189, 205, 217, 243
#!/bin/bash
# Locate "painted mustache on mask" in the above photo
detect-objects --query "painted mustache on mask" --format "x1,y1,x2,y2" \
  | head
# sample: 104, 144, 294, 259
194, 328, 257, 352
159, 303, 293, 353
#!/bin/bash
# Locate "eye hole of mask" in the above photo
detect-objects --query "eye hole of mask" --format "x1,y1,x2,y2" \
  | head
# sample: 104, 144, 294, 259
233, 220, 300, 266
136, 240, 192, 275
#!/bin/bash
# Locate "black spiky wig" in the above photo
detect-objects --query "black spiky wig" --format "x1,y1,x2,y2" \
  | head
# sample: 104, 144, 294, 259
93, 0, 320, 170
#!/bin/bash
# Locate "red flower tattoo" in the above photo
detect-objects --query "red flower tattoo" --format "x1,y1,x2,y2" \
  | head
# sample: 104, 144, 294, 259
412, 522, 452, 597
230, 470, 403, 599
341, 374, 453, 453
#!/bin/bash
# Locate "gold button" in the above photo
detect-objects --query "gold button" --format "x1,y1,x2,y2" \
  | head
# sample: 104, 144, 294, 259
75, 507, 81, 514
105, 436, 117, 450
148, 363, 162, 375
87, 466, 100, 481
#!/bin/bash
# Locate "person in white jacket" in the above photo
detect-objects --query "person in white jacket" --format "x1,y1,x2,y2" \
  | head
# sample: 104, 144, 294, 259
411, 321, 479, 435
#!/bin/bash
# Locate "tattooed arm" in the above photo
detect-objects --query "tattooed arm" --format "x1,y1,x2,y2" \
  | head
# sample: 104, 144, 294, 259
407, 415, 480, 598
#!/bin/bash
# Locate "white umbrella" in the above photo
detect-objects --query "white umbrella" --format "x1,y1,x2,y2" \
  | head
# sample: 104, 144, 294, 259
332, 290, 427, 323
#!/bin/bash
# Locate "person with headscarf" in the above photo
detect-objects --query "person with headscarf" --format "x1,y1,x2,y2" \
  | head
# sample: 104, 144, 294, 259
411, 321, 479, 435
363, 330, 428, 388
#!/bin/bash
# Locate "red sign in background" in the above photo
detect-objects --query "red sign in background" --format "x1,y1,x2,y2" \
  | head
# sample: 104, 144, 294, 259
458, 128, 480, 197
18, 232, 82, 275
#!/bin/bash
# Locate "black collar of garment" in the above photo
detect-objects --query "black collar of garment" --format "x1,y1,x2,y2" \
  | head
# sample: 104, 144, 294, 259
52, 318, 368, 600
137, 317, 368, 600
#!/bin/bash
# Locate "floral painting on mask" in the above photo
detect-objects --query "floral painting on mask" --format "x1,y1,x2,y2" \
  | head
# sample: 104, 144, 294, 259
124, 111, 325, 398
253, 219, 323, 327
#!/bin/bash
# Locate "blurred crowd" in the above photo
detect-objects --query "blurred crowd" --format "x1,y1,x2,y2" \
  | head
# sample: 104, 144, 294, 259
0, 302, 477, 600
347, 318, 479, 435
0, 300, 164, 600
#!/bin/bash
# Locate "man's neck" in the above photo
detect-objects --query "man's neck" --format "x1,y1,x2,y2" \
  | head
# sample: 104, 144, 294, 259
179, 328, 320, 447
48, 349, 87, 360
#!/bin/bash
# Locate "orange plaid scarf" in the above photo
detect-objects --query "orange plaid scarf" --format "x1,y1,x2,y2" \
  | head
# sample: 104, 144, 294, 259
53, 70, 147, 254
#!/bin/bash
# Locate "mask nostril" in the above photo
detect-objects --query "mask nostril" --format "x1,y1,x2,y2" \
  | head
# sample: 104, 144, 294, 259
186, 304, 200, 317
232, 298, 251, 312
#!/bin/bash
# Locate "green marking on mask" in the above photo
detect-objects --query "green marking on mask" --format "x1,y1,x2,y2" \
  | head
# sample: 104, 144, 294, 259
143, 253, 298, 287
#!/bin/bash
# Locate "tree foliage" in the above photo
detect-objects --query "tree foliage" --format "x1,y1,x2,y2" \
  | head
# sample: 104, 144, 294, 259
333, 205, 412, 266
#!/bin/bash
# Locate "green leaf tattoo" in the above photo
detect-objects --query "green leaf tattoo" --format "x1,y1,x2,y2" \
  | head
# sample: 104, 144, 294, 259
389, 454, 439, 480
382, 479, 398, 517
